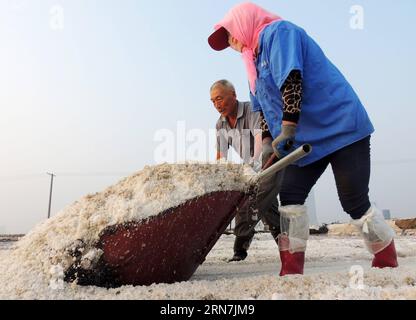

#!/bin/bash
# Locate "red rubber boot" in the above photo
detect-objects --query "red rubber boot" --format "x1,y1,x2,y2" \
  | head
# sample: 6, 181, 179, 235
372, 240, 399, 269
279, 250, 305, 276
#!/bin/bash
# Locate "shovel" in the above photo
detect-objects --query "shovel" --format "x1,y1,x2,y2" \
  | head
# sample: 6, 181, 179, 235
248, 143, 313, 214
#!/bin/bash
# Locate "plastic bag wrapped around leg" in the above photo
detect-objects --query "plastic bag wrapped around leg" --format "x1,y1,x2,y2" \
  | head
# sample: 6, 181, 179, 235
278, 205, 309, 254
352, 207, 396, 254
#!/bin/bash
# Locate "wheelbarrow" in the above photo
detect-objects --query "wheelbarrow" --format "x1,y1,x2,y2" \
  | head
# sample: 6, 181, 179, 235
64, 145, 312, 288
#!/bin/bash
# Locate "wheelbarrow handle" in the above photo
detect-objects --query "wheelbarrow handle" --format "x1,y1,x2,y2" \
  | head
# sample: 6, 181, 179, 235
254, 144, 312, 184
262, 153, 278, 171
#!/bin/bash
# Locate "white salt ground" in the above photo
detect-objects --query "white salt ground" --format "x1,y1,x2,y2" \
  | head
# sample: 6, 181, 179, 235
0, 163, 415, 300
0, 234, 415, 300
0, 163, 255, 300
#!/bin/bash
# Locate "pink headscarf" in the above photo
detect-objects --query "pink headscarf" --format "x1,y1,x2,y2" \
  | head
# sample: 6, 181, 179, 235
214, 2, 282, 95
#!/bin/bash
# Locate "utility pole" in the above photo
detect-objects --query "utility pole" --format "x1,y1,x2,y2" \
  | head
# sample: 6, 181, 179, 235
47, 173, 56, 219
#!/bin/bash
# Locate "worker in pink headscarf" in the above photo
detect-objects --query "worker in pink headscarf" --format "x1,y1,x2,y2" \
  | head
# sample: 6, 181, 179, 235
208, 2, 398, 276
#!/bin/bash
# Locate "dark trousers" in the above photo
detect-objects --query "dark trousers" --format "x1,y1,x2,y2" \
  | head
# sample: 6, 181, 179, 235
234, 198, 280, 253
280, 136, 372, 220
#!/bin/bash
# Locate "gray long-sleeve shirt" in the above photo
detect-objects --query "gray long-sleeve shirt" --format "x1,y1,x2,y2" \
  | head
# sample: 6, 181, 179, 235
216, 101, 262, 164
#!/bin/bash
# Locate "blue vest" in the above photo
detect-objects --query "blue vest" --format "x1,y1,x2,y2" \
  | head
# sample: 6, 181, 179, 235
250, 21, 374, 167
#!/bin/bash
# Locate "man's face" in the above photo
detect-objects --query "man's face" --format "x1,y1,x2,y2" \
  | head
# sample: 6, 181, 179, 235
210, 86, 238, 118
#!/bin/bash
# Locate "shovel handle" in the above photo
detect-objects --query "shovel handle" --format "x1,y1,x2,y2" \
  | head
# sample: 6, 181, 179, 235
255, 144, 312, 183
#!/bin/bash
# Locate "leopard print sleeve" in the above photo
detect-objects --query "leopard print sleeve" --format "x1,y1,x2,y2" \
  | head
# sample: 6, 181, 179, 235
281, 70, 303, 124
260, 112, 273, 140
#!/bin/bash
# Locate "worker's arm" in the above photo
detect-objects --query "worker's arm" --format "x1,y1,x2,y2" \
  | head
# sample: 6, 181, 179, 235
259, 113, 275, 168
272, 70, 303, 158
253, 132, 263, 163
216, 127, 229, 161
281, 70, 303, 125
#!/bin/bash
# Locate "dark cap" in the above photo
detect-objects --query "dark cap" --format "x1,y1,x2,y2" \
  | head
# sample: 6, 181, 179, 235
208, 27, 230, 51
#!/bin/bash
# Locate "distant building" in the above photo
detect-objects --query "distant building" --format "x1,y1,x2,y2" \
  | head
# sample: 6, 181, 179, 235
382, 210, 392, 220
306, 190, 319, 227
371, 202, 392, 220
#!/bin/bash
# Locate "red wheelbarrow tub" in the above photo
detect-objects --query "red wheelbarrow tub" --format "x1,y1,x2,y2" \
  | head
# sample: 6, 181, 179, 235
64, 191, 247, 288
64, 145, 312, 287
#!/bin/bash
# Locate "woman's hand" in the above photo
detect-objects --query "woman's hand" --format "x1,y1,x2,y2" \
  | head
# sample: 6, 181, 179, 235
272, 123, 297, 159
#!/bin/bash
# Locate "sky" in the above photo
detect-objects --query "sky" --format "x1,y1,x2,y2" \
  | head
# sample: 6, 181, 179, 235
0, 0, 415, 234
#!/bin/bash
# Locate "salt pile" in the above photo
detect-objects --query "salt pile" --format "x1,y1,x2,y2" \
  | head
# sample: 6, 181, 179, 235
0, 163, 254, 299
328, 221, 402, 237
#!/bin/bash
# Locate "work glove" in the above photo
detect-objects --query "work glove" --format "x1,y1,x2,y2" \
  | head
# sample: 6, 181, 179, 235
272, 124, 297, 160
